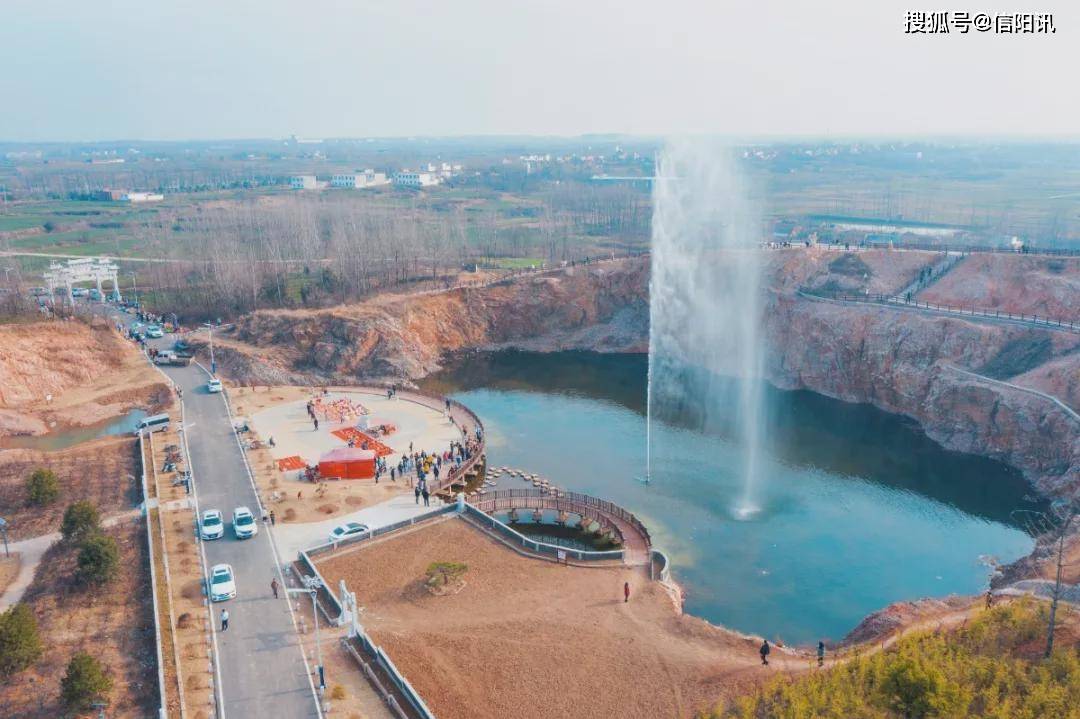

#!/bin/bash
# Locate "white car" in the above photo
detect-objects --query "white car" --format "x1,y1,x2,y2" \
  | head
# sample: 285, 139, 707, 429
208, 564, 236, 602
145, 324, 164, 338
207, 378, 223, 393
200, 509, 224, 540
232, 506, 258, 539
329, 521, 369, 543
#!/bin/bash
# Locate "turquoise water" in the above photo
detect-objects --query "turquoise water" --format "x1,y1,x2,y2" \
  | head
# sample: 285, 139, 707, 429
0, 408, 148, 451
422, 351, 1043, 644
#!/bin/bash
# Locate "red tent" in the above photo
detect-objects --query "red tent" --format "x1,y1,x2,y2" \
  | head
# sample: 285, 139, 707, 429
317, 447, 376, 480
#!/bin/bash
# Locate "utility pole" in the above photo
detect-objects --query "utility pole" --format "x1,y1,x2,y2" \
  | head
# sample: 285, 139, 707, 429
1045, 503, 1076, 658
201, 322, 216, 376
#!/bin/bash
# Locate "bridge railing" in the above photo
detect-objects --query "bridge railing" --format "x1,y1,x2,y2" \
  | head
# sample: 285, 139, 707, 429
472, 488, 652, 550
802, 291, 1078, 333
461, 503, 625, 562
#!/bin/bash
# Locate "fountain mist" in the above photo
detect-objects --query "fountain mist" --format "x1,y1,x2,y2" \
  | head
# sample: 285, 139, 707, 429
646, 140, 766, 517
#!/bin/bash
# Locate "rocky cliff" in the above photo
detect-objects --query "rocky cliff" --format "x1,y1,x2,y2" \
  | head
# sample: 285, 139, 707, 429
215, 250, 1079, 500
219, 259, 649, 384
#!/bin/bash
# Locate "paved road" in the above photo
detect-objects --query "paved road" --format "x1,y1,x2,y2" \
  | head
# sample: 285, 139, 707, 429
158, 359, 319, 718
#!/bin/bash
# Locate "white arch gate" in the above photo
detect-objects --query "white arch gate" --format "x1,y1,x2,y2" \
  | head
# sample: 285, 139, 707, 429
43, 257, 121, 306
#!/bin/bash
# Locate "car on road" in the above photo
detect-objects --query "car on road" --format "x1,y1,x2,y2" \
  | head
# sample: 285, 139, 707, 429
207, 378, 223, 393
145, 324, 164, 338
232, 506, 258, 539
329, 521, 369, 543
88, 288, 102, 301
200, 509, 225, 540
209, 564, 236, 602
71, 287, 89, 298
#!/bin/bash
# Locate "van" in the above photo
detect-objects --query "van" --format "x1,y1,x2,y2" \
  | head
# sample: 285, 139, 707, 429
134, 413, 170, 435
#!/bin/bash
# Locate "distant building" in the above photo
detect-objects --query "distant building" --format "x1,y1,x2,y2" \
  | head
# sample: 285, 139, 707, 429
393, 171, 441, 188
91, 189, 127, 202
330, 171, 389, 189
123, 191, 164, 203
290, 175, 318, 190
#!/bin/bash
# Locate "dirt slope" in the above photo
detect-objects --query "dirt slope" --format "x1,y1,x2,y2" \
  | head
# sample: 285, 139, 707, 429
919, 254, 1080, 319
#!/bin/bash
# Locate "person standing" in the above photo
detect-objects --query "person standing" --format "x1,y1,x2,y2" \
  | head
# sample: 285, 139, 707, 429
623, 581, 630, 603
269, 509, 276, 526
759, 640, 770, 666
817, 641, 825, 667
313, 417, 319, 431
221, 609, 230, 632
422, 485, 430, 507
414, 483, 421, 504
271, 577, 279, 599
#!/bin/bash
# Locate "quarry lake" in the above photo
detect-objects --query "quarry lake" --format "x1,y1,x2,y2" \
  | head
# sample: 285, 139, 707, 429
422, 351, 1044, 644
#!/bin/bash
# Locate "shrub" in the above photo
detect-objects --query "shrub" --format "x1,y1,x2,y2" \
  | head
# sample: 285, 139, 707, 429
0, 603, 43, 677
61, 501, 100, 543
425, 561, 468, 588
60, 651, 112, 711
330, 684, 346, 700
76, 534, 120, 585
26, 468, 60, 506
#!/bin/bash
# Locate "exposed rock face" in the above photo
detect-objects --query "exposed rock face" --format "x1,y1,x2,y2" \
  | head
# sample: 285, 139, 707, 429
218, 250, 1079, 500
226, 259, 649, 381
764, 294, 1080, 499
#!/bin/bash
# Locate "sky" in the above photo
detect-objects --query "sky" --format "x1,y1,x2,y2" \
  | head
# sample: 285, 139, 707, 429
0, 0, 1076, 141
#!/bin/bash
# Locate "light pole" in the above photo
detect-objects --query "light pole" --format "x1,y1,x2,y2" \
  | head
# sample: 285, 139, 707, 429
129, 272, 138, 308
290, 576, 326, 693
201, 322, 216, 376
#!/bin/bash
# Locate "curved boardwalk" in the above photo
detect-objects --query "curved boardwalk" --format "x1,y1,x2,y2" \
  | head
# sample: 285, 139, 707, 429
472, 489, 652, 565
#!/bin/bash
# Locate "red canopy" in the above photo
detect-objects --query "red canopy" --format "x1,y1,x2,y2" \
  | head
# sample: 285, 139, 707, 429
318, 447, 376, 479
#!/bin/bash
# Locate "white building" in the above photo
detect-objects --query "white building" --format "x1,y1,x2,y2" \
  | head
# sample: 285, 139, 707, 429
290, 175, 318, 190
393, 171, 441, 188
330, 171, 389, 189
123, 191, 164, 203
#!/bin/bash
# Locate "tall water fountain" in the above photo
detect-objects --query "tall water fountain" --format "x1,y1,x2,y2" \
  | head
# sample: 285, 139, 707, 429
646, 140, 766, 517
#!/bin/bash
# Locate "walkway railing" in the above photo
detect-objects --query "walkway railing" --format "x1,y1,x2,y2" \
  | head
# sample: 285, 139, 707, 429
461, 504, 626, 562
472, 488, 652, 550
800, 290, 1079, 334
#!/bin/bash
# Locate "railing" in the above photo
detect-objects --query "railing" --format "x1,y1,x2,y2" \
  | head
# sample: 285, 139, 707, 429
297, 504, 458, 623
817, 239, 1080, 258
472, 488, 652, 549
650, 549, 672, 583
461, 503, 625, 562
138, 431, 169, 719
800, 290, 1079, 334
343, 632, 436, 719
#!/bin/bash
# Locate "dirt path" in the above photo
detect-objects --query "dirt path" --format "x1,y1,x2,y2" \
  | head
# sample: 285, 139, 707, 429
0, 509, 140, 612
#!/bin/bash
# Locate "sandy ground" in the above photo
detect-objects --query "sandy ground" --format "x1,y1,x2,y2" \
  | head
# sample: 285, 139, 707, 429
315, 517, 804, 719
236, 385, 459, 525
0, 435, 142, 541
0, 318, 171, 437
0, 518, 158, 718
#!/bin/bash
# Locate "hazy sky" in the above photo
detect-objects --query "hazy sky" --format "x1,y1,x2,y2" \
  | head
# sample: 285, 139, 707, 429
1, 0, 1076, 141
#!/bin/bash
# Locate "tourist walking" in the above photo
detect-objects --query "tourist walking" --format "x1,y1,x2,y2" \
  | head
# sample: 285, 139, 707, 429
313, 417, 319, 431
221, 609, 230, 632
985, 589, 994, 610
623, 581, 630, 603
414, 484, 421, 504
422, 485, 430, 507
759, 640, 770, 666
817, 641, 825, 667
269, 509, 276, 526
271, 577, 279, 599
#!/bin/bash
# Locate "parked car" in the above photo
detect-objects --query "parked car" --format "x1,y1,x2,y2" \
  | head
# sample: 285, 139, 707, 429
207, 378, 223, 393
232, 506, 258, 539
145, 324, 164, 338
328, 521, 369, 543
88, 288, 102, 301
71, 287, 89, 298
208, 564, 236, 602
200, 509, 225, 540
